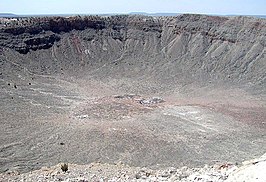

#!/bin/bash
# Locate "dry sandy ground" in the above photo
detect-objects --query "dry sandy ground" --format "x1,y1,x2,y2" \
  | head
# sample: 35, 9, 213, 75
0, 75, 265, 175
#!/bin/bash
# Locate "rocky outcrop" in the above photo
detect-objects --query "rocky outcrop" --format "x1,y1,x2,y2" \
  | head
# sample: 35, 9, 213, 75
0, 15, 163, 53
0, 16, 106, 35
2, 14, 264, 49
0, 14, 265, 88
0, 33, 60, 54
1, 153, 265, 181
0, 16, 107, 53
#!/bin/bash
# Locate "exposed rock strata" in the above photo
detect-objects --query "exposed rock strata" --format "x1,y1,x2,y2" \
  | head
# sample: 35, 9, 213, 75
0, 14, 265, 89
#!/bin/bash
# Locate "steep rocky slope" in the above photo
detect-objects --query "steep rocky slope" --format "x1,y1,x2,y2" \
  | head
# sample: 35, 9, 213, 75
0, 14, 265, 176
1, 14, 266, 91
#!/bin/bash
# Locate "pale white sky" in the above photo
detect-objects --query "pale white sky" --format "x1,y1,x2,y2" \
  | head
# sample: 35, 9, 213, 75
0, 0, 265, 15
